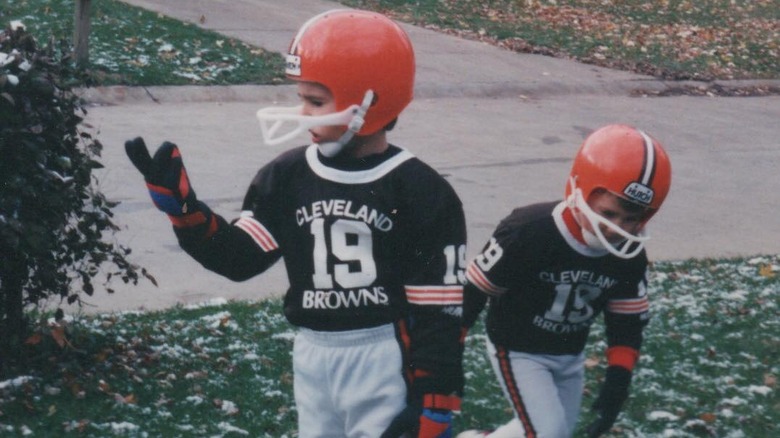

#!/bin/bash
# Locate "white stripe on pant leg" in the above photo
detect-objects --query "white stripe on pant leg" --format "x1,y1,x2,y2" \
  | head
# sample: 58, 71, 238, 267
485, 339, 580, 437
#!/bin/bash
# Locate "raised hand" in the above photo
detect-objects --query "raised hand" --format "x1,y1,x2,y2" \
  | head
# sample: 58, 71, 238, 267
125, 137, 215, 233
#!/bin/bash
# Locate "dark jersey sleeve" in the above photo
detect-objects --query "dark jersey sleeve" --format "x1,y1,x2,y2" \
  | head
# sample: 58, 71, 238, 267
604, 268, 650, 350
603, 264, 650, 367
462, 282, 489, 329
173, 157, 288, 281
467, 208, 537, 292
175, 215, 280, 281
462, 214, 527, 329
399, 160, 467, 398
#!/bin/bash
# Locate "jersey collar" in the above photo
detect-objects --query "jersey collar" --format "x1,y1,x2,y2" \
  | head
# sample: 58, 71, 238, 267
305, 143, 415, 184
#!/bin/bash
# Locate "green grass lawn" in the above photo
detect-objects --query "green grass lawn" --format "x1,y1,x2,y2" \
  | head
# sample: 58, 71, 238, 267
341, 0, 780, 81
2, 0, 285, 86
2, 0, 777, 86
2, 256, 777, 437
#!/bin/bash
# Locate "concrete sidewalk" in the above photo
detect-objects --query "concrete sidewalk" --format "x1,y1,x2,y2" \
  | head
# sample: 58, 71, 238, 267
66, 0, 780, 314
120, 0, 653, 98
95, 0, 779, 102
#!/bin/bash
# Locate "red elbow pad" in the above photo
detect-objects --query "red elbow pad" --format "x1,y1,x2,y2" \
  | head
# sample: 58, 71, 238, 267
606, 346, 640, 371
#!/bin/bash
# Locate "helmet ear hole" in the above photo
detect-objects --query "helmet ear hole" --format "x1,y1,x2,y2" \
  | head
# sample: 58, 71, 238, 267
586, 187, 608, 203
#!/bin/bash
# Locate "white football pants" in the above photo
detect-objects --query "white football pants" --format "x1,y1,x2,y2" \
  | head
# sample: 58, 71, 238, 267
293, 324, 407, 438
484, 339, 584, 438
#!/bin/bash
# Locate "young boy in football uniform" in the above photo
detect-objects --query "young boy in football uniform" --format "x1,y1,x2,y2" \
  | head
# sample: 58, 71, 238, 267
457, 124, 672, 438
126, 10, 465, 438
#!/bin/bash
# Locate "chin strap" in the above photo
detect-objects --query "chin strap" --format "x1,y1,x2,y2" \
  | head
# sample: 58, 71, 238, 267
566, 177, 649, 259
316, 90, 374, 157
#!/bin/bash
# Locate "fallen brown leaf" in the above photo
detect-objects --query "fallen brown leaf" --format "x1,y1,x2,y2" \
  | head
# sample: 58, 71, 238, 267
25, 333, 43, 345
700, 412, 717, 423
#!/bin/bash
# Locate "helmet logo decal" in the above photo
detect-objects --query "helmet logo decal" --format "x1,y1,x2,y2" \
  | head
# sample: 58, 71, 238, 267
623, 182, 654, 205
285, 54, 301, 76
622, 129, 657, 205
285, 10, 347, 77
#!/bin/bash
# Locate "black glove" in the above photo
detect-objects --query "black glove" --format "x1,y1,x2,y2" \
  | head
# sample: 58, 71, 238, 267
586, 366, 632, 438
125, 137, 215, 234
381, 393, 458, 438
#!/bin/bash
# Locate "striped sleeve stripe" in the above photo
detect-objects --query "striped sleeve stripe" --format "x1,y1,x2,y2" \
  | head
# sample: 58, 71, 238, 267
607, 297, 649, 314
465, 262, 507, 296
235, 216, 278, 252
405, 285, 463, 305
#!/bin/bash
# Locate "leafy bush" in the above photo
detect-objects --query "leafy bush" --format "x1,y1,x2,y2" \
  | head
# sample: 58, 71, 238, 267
0, 21, 146, 373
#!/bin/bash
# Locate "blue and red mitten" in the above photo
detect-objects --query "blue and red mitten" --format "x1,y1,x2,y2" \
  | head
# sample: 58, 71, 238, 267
125, 137, 217, 237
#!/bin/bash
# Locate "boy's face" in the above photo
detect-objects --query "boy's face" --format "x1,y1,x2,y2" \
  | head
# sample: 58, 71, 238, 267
296, 81, 348, 145
578, 190, 647, 244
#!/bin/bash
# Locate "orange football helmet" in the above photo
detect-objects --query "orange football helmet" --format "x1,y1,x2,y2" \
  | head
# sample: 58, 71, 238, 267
256, 9, 415, 156
565, 124, 672, 258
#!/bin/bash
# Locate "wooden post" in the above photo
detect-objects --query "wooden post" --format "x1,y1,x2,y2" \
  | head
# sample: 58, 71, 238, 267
74, 0, 92, 68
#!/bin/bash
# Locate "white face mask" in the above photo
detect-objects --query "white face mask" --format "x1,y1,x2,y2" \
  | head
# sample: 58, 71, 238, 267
566, 177, 650, 259
256, 90, 374, 157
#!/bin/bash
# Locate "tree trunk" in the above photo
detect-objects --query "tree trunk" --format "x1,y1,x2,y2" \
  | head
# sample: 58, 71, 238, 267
74, 0, 92, 68
0, 251, 27, 374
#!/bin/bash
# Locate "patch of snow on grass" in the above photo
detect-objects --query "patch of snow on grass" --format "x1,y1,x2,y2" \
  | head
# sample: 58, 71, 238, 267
648, 410, 680, 421
0, 376, 34, 389
216, 421, 248, 435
